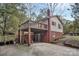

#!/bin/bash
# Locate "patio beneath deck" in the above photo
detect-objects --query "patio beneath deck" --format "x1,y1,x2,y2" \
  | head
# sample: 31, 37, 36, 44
18, 28, 49, 46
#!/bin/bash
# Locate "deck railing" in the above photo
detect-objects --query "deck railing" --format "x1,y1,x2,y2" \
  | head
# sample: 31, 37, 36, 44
20, 22, 48, 30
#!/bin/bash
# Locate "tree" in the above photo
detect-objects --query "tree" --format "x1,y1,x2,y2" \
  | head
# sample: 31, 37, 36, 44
0, 3, 27, 41
36, 3, 58, 21
63, 20, 71, 34
36, 8, 48, 20
71, 3, 79, 32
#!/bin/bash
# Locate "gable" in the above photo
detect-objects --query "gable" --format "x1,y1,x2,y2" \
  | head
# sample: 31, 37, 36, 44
50, 17, 63, 32
37, 16, 63, 25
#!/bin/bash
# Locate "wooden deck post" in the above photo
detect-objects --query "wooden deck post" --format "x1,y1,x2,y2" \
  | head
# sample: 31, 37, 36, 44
18, 30, 20, 43
17, 29, 22, 44
19, 30, 22, 44
21, 31, 24, 44
28, 24, 31, 46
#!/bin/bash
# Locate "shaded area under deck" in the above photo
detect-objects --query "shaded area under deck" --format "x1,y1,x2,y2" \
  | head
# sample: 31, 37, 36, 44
20, 28, 48, 44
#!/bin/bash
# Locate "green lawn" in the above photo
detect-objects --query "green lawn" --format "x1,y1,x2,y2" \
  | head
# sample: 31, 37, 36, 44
63, 35, 79, 41
0, 35, 16, 42
71, 36, 79, 40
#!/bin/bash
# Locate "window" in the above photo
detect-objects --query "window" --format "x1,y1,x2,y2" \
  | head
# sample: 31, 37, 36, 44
58, 24, 61, 29
38, 23, 42, 28
40, 24, 42, 28
52, 22, 56, 26
44, 24, 47, 29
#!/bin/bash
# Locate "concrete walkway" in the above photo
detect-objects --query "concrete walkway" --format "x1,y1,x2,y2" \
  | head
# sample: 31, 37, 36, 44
0, 43, 79, 56
31, 43, 79, 56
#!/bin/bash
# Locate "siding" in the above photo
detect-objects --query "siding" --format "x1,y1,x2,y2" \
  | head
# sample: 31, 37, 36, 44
20, 21, 48, 30
20, 16, 63, 32
50, 17, 63, 32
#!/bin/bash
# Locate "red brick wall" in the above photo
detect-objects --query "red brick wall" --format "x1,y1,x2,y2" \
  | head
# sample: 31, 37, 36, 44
42, 32, 49, 43
42, 31, 63, 42
50, 31, 63, 41
23, 33, 33, 43
16, 30, 63, 43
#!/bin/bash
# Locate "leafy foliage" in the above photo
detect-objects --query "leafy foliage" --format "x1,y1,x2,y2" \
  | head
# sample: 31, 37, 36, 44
0, 3, 27, 41
71, 3, 79, 32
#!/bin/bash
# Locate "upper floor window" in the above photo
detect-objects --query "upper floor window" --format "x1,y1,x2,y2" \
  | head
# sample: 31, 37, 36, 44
58, 24, 61, 29
38, 23, 42, 28
40, 24, 42, 28
52, 21, 56, 26
44, 24, 47, 29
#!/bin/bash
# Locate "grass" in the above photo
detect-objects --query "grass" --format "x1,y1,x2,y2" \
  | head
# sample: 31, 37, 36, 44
71, 36, 79, 40
63, 35, 79, 41
0, 35, 16, 42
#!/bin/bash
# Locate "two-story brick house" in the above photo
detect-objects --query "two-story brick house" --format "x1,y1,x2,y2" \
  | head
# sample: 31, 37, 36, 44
16, 9, 63, 45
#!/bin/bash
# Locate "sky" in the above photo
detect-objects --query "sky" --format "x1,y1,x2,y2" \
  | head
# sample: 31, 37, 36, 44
27, 3, 74, 21
58, 4, 74, 21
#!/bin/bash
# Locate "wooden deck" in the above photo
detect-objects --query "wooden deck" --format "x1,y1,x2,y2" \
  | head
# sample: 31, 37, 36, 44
20, 22, 48, 30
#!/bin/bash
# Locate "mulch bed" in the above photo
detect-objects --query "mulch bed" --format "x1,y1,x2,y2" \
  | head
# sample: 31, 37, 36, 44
0, 40, 14, 46
64, 39, 79, 49
0, 42, 5, 46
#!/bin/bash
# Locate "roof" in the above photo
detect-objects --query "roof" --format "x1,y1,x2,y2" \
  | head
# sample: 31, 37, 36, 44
21, 15, 63, 26
35, 15, 63, 24
56, 16, 63, 25
21, 20, 34, 25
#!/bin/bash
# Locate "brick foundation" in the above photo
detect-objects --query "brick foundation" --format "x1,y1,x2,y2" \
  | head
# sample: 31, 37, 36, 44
42, 31, 63, 42
51, 31, 63, 41
16, 30, 63, 43
42, 31, 48, 43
